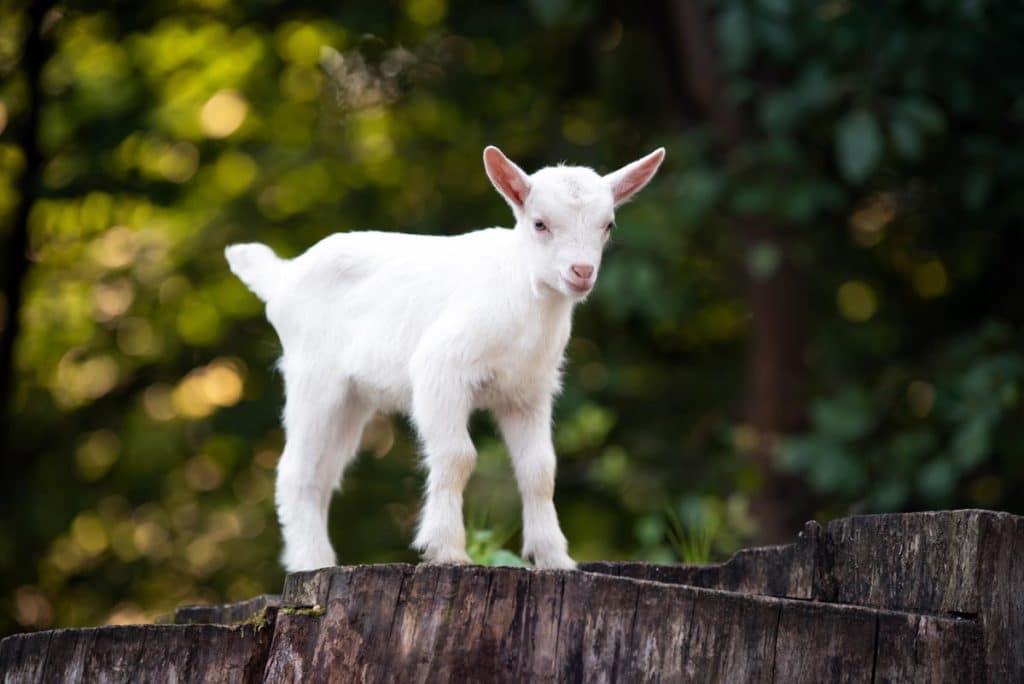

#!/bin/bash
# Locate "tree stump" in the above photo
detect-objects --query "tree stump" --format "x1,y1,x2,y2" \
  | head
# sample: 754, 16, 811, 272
2, 510, 1021, 682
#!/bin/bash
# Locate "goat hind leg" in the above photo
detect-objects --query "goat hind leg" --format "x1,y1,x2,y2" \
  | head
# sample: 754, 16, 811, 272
276, 374, 370, 572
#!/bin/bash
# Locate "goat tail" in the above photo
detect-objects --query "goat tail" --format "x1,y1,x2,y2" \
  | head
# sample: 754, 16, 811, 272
225, 242, 285, 302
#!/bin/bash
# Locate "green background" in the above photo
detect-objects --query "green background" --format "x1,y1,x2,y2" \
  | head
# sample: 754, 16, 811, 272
2, 0, 1022, 634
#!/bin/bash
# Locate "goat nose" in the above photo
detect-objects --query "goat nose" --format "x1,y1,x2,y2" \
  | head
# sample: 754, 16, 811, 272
571, 263, 594, 280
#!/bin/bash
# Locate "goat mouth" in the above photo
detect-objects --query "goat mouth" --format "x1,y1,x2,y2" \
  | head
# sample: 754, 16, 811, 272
563, 278, 593, 294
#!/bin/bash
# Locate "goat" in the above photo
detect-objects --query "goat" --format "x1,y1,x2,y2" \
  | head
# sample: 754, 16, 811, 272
225, 145, 665, 571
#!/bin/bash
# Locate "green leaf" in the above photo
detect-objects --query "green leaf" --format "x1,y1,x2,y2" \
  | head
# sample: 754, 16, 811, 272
747, 241, 782, 280
953, 415, 992, 469
778, 178, 840, 223
730, 182, 776, 215
757, 18, 795, 59
899, 97, 946, 135
666, 500, 719, 564
795, 62, 834, 110
807, 445, 867, 495
718, 5, 753, 72
810, 388, 876, 441
836, 109, 883, 183
780, 188, 817, 223
777, 436, 829, 472
890, 115, 922, 160
528, 0, 571, 26
963, 168, 992, 210
676, 168, 723, 218
634, 514, 666, 546
759, 93, 799, 132
889, 430, 937, 474
759, 0, 792, 14
918, 459, 957, 503
866, 479, 908, 512
487, 550, 530, 568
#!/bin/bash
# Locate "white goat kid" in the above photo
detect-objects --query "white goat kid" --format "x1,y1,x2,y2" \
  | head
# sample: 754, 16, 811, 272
225, 146, 665, 572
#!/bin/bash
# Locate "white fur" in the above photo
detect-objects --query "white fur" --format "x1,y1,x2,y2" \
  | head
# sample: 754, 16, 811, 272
225, 145, 665, 572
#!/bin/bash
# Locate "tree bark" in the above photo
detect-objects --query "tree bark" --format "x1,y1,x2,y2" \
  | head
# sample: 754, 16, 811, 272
666, 0, 809, 543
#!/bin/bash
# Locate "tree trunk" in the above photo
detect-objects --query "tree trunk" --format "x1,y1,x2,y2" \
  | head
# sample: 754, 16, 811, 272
1, 1, 52, 429
741, 219, 809, 541
5, 510, 1021, 682
665, 0, 810, 543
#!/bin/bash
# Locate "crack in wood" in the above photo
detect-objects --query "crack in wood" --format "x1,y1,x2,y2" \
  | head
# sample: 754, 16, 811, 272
768, 603, 783, 684
869, 612, 880, 683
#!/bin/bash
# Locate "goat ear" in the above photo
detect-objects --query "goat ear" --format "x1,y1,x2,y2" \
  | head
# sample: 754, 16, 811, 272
605, 148, 666, 206
483, 146, 531, 211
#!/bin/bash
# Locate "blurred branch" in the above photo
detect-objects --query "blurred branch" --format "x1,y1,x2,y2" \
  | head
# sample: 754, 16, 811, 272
669, 0, 744, 150
1, 1, 53, 431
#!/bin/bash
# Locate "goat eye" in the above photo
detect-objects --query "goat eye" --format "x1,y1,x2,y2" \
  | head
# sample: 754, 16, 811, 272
605, 222, 615, 231
534, 220, 547, 232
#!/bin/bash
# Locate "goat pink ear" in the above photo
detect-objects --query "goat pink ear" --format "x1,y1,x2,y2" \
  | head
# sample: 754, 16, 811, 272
605, 148, 666, 206
483, 146, 531, 210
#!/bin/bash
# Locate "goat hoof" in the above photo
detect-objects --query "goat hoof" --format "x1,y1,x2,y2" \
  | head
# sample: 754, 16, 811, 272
421, 548, 473, 566
527, 551, 577, 571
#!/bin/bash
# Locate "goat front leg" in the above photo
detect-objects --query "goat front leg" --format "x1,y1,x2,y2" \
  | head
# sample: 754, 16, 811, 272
497, 402, 576, 570
410, 368, 476, 565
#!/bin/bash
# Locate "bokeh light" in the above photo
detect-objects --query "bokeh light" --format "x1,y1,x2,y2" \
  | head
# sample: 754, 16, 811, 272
172, 359, 245, 419
912, 259, 949, 299
836, 280, 878, 322
200, 90, 248, 139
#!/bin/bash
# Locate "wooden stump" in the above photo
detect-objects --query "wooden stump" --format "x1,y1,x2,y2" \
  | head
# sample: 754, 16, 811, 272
2, 510, 1020, 683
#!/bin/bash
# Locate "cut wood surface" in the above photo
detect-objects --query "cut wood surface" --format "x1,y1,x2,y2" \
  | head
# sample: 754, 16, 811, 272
174, 594, 281, 627
1, 509, 1020, 683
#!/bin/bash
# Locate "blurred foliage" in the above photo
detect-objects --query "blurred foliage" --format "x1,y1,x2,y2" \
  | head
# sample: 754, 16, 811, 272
780, 322, 1024, 511
633, 495, 756, 565
1, 0, 1023, 635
